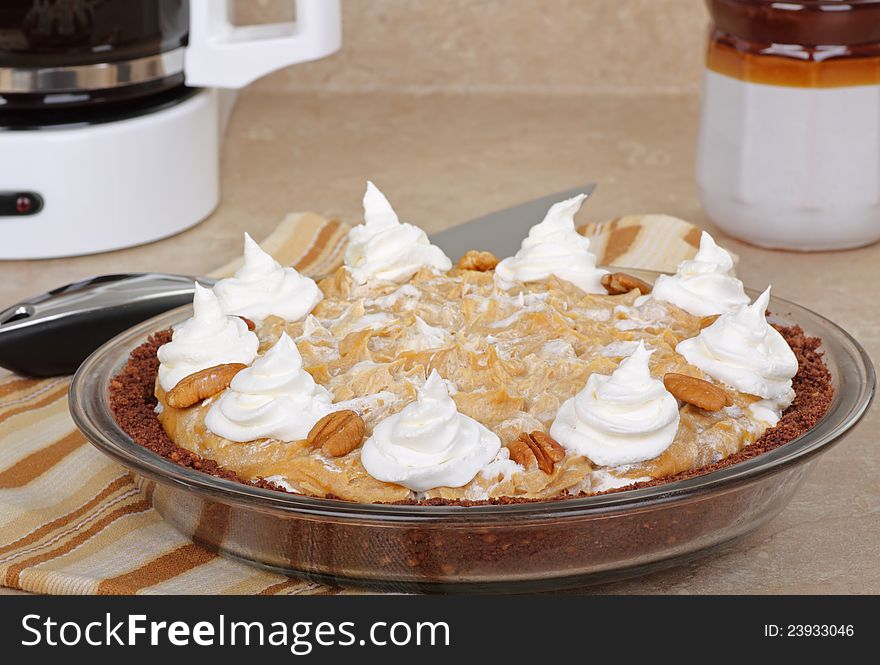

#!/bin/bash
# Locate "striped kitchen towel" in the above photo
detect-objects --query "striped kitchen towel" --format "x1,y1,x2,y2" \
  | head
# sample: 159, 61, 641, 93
0, 211, 705, 595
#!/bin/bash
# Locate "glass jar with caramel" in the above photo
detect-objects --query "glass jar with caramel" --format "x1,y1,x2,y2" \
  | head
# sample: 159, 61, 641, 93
696, 0, 880, 250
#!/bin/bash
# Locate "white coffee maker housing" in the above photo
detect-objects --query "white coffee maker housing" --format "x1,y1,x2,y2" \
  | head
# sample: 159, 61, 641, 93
0, 0, 341, 259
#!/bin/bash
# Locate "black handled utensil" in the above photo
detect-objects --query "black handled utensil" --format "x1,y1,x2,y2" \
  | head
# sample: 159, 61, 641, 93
0, 273, 214, 376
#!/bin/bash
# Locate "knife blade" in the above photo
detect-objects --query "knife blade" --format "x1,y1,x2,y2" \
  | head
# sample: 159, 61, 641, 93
429, 183, 597, 260
0, 183, 597, 376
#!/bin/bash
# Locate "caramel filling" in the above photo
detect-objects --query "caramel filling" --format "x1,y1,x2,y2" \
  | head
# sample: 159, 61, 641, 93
156, 267, 773, 502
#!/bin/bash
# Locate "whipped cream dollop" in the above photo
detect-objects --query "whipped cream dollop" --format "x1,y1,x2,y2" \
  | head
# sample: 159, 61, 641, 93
549, 342, 680, 466
748, 394, 795, 428
650, 231, 749, 317
494, 194, 608, 294
157, 284, 259, 391
205, 333, 334, 442
344, 182, 452, 284
676, 287, 798, 405
213, 233, 322, 322
360, 370, 501, 491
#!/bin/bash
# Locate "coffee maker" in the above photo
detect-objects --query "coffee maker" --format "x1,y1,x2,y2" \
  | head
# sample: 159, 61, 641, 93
0, 0, 341, 259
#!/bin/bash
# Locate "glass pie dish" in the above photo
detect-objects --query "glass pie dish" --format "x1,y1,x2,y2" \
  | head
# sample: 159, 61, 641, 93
69, 273, 875, 592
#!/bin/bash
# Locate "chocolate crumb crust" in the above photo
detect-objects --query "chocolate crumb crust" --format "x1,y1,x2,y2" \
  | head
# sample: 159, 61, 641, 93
108, 330, 286, 494
108, 325, 833, 505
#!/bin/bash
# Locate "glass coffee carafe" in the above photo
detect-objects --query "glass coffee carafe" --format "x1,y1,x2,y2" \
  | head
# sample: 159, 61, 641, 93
0, 0, 190, 114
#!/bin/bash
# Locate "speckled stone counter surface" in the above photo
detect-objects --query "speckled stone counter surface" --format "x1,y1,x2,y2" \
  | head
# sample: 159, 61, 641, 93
1, 89, 877, 594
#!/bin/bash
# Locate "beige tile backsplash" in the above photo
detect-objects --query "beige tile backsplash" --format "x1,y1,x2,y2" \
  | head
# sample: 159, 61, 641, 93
237, 0, 710, 95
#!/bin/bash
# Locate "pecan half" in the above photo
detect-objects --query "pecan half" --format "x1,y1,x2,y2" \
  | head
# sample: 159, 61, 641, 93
601, 272, 653, 296
165, 363, 247, 409
238, 316, 256, 331
508, 431, 566, 474
699, 314, 720, 330
457, 250, 499, 272
307, 410, 365, 457
663, 372, 732, 412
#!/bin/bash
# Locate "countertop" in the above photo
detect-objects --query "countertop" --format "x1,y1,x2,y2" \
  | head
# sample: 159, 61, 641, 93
1, 90, 877, 594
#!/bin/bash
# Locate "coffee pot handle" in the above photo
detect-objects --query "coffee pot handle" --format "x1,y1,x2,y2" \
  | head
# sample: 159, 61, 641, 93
184, 0, 341, 88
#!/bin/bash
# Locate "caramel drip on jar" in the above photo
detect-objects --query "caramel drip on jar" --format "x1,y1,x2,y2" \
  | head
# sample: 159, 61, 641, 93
707, 32, 880, 89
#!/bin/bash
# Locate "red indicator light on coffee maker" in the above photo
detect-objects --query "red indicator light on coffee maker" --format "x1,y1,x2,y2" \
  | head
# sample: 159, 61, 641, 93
15, 196, 33, 214
1, 192, 43, 216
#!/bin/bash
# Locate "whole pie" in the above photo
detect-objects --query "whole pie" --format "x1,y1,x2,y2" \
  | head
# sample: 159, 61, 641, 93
110, 183, 833, 504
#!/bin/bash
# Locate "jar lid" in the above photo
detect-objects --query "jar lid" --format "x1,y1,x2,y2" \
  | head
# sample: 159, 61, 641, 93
707, 0, 880, 46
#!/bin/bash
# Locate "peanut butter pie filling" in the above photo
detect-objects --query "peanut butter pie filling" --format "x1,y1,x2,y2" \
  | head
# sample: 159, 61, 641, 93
109, 184, 833, 504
